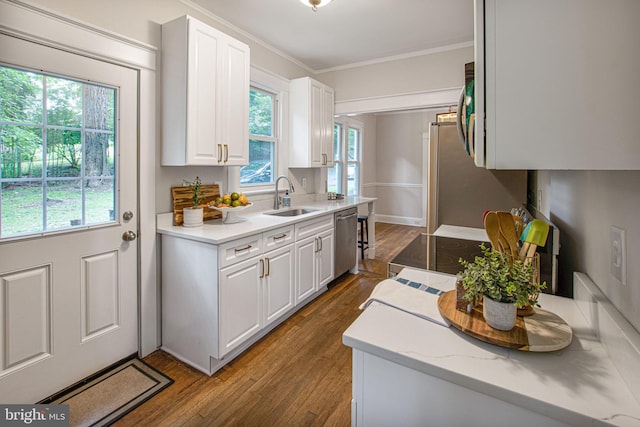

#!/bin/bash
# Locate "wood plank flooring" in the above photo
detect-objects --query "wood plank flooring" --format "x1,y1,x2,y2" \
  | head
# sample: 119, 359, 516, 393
117, 222, 425, 427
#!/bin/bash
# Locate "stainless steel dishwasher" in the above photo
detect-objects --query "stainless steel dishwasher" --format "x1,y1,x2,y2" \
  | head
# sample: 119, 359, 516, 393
334, 207, 358, 277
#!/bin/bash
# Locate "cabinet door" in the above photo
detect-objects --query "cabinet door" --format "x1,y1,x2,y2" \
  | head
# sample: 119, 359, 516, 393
295, 236, 317, 304
317, 229, 334, 290
263, 245, 295, 326
219, 256, 262, 357
310, 80, 325, 167
483, 0, 640, 169
220, 35, 250, 166
186, 17, 222, 165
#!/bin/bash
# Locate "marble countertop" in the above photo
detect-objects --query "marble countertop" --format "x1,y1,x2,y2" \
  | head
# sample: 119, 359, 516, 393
343, 269, 640, 426
156, 196, 376, 245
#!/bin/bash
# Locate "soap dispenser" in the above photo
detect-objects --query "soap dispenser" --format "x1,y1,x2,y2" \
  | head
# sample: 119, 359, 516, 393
283, 190, 291, 207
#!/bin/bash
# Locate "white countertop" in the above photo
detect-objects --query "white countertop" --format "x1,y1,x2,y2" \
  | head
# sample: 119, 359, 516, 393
433, 224, 489, 241
156, 196, 376, 245
343, 270, 640, 427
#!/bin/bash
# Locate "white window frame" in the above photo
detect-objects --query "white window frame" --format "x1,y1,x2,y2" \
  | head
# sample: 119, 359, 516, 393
333, 117, 363, 197
228, 66, 289, 195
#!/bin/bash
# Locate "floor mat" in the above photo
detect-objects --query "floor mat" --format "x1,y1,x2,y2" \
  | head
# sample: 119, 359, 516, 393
49, 358, 172, 426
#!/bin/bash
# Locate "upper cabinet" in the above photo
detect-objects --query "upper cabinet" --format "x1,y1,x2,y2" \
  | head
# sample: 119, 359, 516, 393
161, 15, 250, 166
474, 0, 640, 170
290, 77, 335, 167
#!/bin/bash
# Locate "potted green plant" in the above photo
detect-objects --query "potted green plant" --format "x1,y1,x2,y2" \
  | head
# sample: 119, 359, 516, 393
458, 244, 546, 331
182, 176, 204, 227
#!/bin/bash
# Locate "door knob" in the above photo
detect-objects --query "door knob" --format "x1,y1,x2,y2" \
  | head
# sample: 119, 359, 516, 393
123, 211, 134, 221
122, 230, 137, 241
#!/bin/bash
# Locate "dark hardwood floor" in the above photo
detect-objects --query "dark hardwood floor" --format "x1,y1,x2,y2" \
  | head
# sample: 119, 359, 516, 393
117, 223, 425, 427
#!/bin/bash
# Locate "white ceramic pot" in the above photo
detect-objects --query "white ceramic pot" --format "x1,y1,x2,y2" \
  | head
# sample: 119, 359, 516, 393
483, 295, 517, 331
183, 207, 203, 227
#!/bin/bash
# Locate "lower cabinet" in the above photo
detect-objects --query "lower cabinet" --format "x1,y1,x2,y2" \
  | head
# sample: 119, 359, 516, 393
219, 243, 294, 357
161, 214, 335, 375
294, 216, 334, 304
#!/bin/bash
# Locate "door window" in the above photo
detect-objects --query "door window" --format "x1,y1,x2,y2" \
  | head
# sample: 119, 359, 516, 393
0, 65, 117, 239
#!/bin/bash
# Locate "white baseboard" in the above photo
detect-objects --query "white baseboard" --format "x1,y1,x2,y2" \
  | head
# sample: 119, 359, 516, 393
375, 214, 425, 227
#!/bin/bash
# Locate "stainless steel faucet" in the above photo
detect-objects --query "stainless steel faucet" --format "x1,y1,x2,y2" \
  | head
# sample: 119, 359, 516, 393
273, 175, 294, 209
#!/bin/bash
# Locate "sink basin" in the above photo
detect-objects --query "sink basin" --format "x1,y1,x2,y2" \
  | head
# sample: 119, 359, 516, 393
264, 208, 317, 217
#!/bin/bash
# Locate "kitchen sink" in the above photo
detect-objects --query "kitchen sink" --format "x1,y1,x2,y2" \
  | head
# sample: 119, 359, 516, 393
264, 208, 317, 217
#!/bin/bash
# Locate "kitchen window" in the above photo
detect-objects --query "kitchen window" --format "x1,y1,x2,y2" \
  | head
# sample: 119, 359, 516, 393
0, 64, 117, 239
329, 118, 362, 196
240, 86, 277, 187
229, 67, 288, 194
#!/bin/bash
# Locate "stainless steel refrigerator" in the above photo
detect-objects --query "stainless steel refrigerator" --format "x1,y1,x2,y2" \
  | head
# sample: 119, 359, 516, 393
426, 121, 526, 233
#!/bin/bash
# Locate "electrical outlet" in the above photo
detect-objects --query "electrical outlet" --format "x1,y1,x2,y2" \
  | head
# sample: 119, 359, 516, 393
610, 226, 627, 285
302, 177, 307, 189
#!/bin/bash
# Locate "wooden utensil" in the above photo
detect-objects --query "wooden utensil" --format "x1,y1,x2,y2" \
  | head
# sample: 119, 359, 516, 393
518, 219, 550, 261
484, 211, 506, 253
172, 184, 222, 225
496, 211, 519, 259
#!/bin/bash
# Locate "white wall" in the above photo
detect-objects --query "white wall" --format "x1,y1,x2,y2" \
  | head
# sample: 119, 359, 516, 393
537, 170, 640, 332
320, 46, 473, 102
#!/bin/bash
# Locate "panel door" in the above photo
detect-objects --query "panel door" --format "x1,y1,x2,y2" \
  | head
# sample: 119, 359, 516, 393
317, 230, 335, 290
220, 35, 250, 166
219, 257, 262, 357
0, 35, 138, 403
186, 17, 222, 165
295, 236, 317, 304
263, 245, 295, 326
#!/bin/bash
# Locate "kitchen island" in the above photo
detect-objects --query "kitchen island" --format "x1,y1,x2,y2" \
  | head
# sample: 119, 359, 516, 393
343, 270, 640, 426
157, 196, 376, 375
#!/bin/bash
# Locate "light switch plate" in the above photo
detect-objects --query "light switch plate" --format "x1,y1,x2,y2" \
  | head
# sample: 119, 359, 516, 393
610, 226, 627, 285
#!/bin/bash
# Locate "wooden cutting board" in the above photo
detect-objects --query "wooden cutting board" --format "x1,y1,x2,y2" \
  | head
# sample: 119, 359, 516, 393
171, 184, 222, 225
437, 291, 572, 352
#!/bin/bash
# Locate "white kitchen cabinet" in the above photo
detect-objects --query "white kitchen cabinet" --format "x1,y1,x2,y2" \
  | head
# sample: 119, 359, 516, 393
294, 215, 334, 304
475, 0, 640, 169
218, 227, 294, 357
290, 77, 335, 167
161, 15, 249, 166
219, 256, 262, 357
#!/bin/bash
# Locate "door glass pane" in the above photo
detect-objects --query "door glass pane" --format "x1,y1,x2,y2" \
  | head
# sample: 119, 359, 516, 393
47, 129, 81, 177
0, 67, 43, 124
1, 181, 43, 235
46, 77, 82, 127
46, 179, 82, 230
1, 125, 43, 178
0, 65, 117, 239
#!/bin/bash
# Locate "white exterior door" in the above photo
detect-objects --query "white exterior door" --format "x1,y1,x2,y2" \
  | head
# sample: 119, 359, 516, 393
0, 35, 139, 403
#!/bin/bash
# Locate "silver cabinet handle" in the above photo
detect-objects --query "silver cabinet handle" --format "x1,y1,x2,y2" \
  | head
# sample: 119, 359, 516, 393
122, 230, 137, 241
234, 245, 252, 253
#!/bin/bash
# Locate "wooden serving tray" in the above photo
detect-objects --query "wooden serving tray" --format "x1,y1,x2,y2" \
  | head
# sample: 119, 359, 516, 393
171, 184, 222, 226
437, 291, 572, 352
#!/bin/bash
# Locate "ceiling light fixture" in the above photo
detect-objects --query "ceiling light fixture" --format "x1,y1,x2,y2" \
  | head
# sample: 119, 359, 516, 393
300, 0, 333, 12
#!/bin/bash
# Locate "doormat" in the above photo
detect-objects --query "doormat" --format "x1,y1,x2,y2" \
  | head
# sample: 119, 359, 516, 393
46, 358, 172, 426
